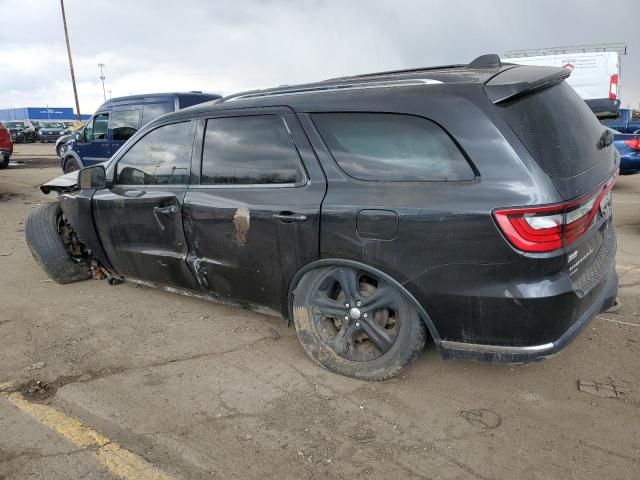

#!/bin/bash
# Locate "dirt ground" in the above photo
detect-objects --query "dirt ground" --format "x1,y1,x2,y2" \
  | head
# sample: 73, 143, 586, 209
1, 143, 639, 479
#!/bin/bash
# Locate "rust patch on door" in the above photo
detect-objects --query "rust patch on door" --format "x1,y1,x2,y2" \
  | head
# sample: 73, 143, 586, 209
233, 207, 250, 247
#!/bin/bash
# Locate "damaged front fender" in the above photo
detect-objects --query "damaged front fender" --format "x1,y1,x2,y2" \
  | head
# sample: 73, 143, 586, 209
39, 171, 117, 274
40, 170, 79, 195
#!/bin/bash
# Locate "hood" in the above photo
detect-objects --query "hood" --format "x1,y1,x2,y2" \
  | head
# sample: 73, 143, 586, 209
40, 170, 79, 194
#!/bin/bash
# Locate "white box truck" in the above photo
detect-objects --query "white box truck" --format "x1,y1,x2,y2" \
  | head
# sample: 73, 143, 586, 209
504, 44, 625, 116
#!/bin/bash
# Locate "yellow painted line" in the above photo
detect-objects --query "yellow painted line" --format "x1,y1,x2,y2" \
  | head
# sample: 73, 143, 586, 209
4, 392, 172, 480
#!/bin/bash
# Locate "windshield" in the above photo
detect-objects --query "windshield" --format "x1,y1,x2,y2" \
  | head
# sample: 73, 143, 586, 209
6, 121, 25, 128
41, 122, 64, 128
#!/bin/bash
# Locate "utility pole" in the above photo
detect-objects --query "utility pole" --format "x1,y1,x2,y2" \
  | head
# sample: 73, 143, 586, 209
60, 0, 81, 122
98, 63, 106, 102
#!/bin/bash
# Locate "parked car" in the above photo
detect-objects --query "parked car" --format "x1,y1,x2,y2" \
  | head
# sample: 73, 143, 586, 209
0, 122, 13, 168
60, 92, 221, 173
607, 127, 640, 175
54, 123, 84, 157
37, 121, 67, 143
5, 120, 37, 143
27, 55, 618, 380
601, 108, 640, 134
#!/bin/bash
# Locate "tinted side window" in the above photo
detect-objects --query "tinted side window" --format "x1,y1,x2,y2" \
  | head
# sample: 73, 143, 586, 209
142, 102, 174, 126
112, 110, 141, 141
84, 113, 109, 142
202, 115, 304, 185
115, 122, 193, 185
312, 113, 474, 182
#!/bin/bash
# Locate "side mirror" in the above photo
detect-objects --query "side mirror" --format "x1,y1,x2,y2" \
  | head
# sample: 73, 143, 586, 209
78, 165, 107, 190
75, 132, 81, 141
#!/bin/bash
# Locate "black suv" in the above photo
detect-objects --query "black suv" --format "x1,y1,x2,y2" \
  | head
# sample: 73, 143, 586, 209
27, 55, 618, 380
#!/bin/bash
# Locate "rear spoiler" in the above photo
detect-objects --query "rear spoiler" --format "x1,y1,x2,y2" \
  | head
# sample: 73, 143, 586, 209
484, 65, 571, 104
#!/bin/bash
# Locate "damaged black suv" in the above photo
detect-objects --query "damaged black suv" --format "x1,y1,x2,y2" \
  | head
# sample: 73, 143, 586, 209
26, 55, 618, 380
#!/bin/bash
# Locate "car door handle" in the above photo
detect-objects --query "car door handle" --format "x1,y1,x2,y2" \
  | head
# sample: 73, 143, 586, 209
124, 190, 145, 198
273, 212, 308, 223
154, 205, 178, 215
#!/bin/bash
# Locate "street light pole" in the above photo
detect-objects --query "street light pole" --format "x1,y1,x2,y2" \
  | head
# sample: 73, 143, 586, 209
60, 0, 81, 122
98, 63, 106, 102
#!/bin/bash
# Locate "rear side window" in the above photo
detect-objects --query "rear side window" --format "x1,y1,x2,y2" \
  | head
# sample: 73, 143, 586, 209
201, 115, 305, 185
115, 122, 193, 185
312, 113, 474, 182
111, 109, 141, 141
142, 102, 174, 126
498, 82, 607, 179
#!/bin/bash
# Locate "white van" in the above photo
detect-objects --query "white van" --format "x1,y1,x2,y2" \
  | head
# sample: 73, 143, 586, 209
504, 51, 621, 116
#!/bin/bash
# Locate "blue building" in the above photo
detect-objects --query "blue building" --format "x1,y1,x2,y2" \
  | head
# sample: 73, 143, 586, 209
0, 107, 91, 122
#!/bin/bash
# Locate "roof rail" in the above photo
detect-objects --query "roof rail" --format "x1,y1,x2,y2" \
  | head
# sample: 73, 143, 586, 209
220, 53, 501, 103
326, 64, 464, 82
223, 78, 443, 103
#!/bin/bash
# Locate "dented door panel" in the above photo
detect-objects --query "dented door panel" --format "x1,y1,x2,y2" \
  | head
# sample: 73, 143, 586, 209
92, 186, 200, 290
182, 110, 326, 314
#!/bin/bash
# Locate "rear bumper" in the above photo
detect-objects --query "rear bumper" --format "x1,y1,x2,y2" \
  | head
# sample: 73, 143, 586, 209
439, 266, 618, 363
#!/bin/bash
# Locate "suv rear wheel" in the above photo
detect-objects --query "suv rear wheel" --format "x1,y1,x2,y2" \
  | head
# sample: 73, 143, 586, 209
293, 266, 426, 380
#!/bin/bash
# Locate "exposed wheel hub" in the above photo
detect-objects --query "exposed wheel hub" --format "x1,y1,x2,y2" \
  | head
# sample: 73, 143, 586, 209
348, 307, 361, 320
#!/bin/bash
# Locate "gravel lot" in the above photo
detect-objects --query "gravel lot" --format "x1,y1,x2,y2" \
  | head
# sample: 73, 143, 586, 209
1, 144, 639, 479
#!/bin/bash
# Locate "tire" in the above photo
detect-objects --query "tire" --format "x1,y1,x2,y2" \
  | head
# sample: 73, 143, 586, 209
0, 156, 8, 169
25, 201, 91, 284
63, 157, 81, 173
292, 266, 426, 380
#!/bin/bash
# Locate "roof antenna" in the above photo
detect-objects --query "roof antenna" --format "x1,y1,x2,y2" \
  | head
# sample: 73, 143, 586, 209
468, 54, 502, 69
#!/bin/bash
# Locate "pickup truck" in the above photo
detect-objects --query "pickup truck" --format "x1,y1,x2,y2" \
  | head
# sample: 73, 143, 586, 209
601, 108, 640, 134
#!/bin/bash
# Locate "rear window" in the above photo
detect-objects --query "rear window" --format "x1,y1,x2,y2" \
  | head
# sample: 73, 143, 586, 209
498, 82, 608, 179
312, 113, 474, 182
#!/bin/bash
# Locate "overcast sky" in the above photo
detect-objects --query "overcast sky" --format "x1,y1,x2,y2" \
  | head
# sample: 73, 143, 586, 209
1, 0, 638, 114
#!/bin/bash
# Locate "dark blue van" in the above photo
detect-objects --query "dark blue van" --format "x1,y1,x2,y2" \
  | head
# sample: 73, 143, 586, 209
61, 92, 221, 172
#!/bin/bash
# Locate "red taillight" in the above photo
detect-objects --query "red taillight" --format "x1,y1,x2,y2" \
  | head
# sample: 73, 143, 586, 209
624, 138, 640, 150
493, 178, 615, 253
609, 74, 619, 100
